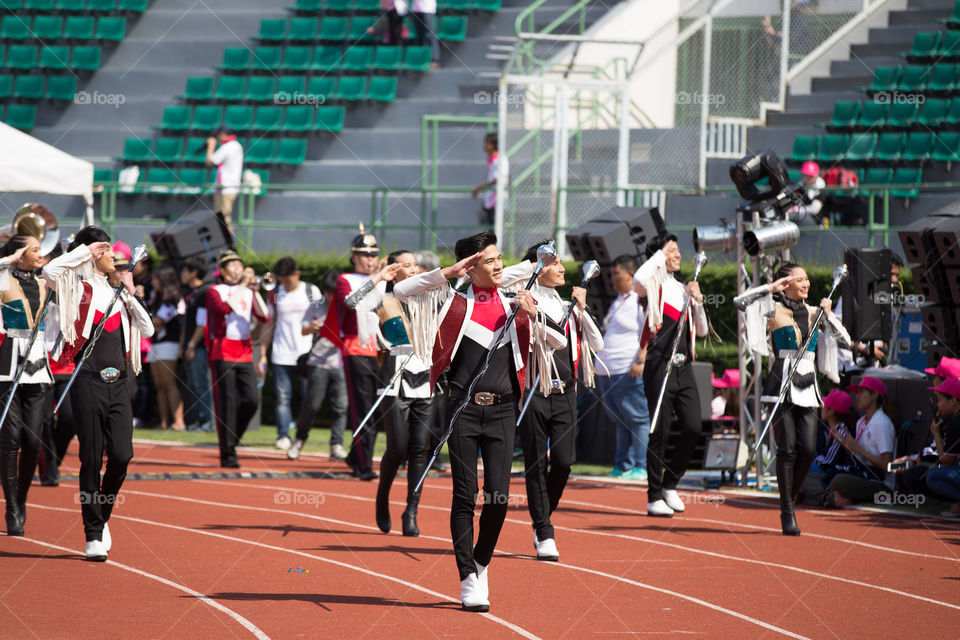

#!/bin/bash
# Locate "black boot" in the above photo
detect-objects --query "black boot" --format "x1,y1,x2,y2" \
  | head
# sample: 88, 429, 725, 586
402, 498, 420, 537
1, 450, 23, 536
16, 445, 39, 531
776, 458, 801, 536
375, 481, 391, 533
402, 455, 425, 537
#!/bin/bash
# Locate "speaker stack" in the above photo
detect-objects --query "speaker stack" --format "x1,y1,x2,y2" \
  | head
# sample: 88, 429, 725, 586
897, 202, 960, 365
150, 210, 230, 271
841, 248, 893, 343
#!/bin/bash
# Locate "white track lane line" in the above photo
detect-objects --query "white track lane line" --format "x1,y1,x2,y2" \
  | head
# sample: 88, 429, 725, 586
24, 501, 540, 640
7, 535, 270, 640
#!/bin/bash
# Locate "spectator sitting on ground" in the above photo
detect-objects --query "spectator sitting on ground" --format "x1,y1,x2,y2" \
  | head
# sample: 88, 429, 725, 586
924, 377, 960, 518
805, 389, 856, 506
710, 369, 740, 420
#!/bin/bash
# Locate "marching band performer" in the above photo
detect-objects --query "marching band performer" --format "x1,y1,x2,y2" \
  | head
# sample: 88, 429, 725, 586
734, 262, 851, 535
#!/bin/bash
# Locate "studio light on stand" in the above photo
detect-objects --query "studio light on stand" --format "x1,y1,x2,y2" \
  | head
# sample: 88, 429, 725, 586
742, 220, 800, 257
693, 220, 737, 253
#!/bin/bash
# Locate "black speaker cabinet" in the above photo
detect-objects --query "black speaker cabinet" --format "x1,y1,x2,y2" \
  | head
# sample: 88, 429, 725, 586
150, 211, 228, 261
842, 248, 893, 342
928, 216, 960, 268
912, 266, 941, 304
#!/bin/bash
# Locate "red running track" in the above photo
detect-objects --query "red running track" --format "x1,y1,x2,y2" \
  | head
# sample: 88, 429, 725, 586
2, 439, 960, 639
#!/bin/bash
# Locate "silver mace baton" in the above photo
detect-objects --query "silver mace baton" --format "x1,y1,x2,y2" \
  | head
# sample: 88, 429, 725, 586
413, 240, 558, 493
649, 251, 708, 435
54, 243, 150, 414
515, 259, 601, 427
0, 290, 55, 431
351, 347, 416, 439
753, 263, 849, 451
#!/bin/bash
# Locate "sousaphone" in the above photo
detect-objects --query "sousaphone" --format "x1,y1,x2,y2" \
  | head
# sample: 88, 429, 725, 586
0, 203, 61, 256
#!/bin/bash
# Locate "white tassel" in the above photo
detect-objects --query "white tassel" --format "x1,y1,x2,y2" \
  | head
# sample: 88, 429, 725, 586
52, 261, 92, 345
404, 283, 449, 362
530, 309, 558, 395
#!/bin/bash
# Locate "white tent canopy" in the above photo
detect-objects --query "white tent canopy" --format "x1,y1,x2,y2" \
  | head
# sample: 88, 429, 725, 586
0, 121, 94, 226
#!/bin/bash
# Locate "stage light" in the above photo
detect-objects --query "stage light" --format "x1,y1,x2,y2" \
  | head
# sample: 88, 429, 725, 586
693, 222, 736, 253
743, 221, 800, 256
730, 150, 791, 202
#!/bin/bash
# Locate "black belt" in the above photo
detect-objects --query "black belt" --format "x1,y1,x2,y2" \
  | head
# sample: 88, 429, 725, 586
467, 391, 514, 406
77, 367, 127, 383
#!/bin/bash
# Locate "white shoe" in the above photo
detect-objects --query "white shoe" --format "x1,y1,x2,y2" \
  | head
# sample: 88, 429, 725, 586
534, 535, 559, 561
646, 499, 675, 517
474, 560, 489, 600
275, 436, 292, 450
101, 523, 112, 552
460, 572, 489, 612
663, 489, 685, 513
287, 438, 304, 460
85, 539, 108, 562
330, 444, 348, 461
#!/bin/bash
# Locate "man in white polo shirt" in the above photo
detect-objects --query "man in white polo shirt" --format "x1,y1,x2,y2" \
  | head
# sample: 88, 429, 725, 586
206, 124, 244, 249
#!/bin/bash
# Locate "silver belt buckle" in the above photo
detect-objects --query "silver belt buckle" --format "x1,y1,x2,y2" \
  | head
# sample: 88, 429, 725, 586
671, 353, 687, 368
473, 392, 495, 406
550, 380, 565, 394
99, 367, 121, 383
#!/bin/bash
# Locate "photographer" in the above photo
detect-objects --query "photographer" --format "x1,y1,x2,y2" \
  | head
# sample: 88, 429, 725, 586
205, 125, 243, 249
787, 161, 826, 226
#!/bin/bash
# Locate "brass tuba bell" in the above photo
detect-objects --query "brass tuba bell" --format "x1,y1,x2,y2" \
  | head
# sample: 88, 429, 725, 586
0, 204, 61, 256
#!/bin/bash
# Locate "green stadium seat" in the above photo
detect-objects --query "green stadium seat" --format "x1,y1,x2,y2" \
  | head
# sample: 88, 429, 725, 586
917, 97, 949, 126
55, 0, 86, 11
319, 16, 347, 41
277, 75, 305, 97
182, 137, 208, 163
341, 46, 372, 71
313, 105, 343, 131
787, 135, 818, 163
158, 106, 191, 131
939, 1, 960, 29
5, 45, 36, 70
440, 0, 470, 11
86, 0, 116, 11
324, 0, 350, 11
855, 100, 888, 130
939, 30, 960, 60
180, 77, 214, 102
890, 167, 922, 198
306, 75, 334, 101
45, 74, 75, 100
281, 45, 312, 71
904, 31, 940, 62
823, 101, 859, 131
1, 16, 30, 40
27, 1, 56, 12
244, 75, 275, 102
70, 46, 101, 71
93, 168, 114, 183
252, 106, 283, 132
282, 105, 313, 132
288, 17, 318, 41
866, 66, 901, 94
943, 98, 960, 128
145, 167, 178, 193
63, 16, 95, 40
223, 105, 253, 131
932, 131, 960, 163
0, 0, 21, 9
214, 75, 245, 102
38, 45, 70, 70
844, 132, 876, 164
335, 75, 365, 101
472, 0, 501, 10
310, 45, 340, 71
153, 137, 183, 164
13, 74, 43, 100
874, 132, 905, 164
251, 46, 282, 72
818, 134, 849, 163
0, 45, 4, 65
258, 18, 287, 42
347, 16, 376, 41
898, 65, 928, 93
121, 137, 153, 162
372, 45, 401, 71
926, 63, 958, 94
901, 132, 934, 163
403, 46, 431, 71
886, 101, 919, 129
4, 104, 35, 130
438, 15, 467, 41
0, 75, 10, 99
353, 0, 379, 11
117, 0, 149, 11
276, 138, 307, 164
366, 75, 396, 101
245, 138, 276, 165
219, 47, 250, 72
191, 105, 222, 131
95, 16, 126, 42
32, 16, 63, 40
288, 0, 322, 11
862, 168, 892, 186
176, 168, 209, 194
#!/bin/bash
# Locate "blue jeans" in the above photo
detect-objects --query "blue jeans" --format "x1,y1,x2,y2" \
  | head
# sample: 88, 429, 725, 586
597, 373, 650, 472
926, 465, 960, 502
294, 366, 348, 447
184, 347, 212, 424
273, 364, 307, 439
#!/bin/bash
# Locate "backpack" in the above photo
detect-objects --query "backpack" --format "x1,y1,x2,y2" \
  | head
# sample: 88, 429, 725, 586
296, 283, 320, 378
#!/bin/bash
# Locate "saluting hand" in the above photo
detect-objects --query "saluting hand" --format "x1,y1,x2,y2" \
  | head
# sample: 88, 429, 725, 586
441, 252, 482, 280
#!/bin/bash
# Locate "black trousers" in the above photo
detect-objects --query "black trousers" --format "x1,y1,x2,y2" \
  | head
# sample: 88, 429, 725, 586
0, 382, 48, 522
71, 375, 134, 542
773, 403, 818, 511
644, 361, 701, 503
38, 375, 75, 485
211, 360, 259, 466
344, 355, 381, 475
447, 398, 515, 580
519, 389, 577, 540
379, 395, 432, 506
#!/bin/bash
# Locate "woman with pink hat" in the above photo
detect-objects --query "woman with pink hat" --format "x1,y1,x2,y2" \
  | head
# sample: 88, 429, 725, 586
923, 377, 960, 517
809, 389, 856, 503
734, 262, 852, 535
710, 369, 740, 419
787, 161, 826, 226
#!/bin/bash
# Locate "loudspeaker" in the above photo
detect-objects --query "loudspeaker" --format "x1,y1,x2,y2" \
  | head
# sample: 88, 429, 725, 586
912, 266, 941, 304
898, 217, 933, 265
566, 221, 620, 261
921, 305, 959, 347
841, 248, 893, 342
928, 216, 960, 268
151, 211, 228, 263
945, 268, 960, 305
564, 207, 665, 263
588, 223, 639, 264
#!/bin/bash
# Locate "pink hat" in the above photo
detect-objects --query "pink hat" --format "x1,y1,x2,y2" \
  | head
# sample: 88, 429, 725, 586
112, 241, 131, 261
712, 369, 740, 389
847, 376, 887, 398
801, 161, 820, 177
930, 377, 960, 400
924, 356, 960, 380
822, 389, 853, 414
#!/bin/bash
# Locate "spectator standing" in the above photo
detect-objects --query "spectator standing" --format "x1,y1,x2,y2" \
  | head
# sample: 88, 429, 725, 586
411, 0, 439, 69
206, 125, 244, 248
180, 257, 213, 432
472, 134, 508, 227
147, 265, 186, 431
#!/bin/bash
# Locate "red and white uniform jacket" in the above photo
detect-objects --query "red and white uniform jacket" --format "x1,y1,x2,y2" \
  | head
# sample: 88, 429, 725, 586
320, 272, 384, 358
205, 283, 270, 362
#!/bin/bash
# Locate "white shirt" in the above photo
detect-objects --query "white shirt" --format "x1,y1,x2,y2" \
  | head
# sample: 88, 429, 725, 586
211, 283, 255, 340
211, 139, 243, 194
596, 291, 645, 376
482, 152, 508, 210
855, 407, 895, 489
269, 282, 319, 366
411, 0, 435, 13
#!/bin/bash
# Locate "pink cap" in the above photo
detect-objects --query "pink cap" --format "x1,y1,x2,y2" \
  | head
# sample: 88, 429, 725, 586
822, 389, 853, 414
711, 369, 740, 389
847, 376, 887, 398
930, 377, 960, 400
924, 356, 960, 380
112, 241, 131, 261
801, 161, 820, 177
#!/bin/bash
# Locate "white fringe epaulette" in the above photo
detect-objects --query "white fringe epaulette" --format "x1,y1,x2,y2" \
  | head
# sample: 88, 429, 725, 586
579, 320, 597, 388
633, 250, 668, 332
404, 281, 450, 363
50, 259, 93, 346
353, 284, 383, 348
817, 310, 852, 384
528, 307, 559, 396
